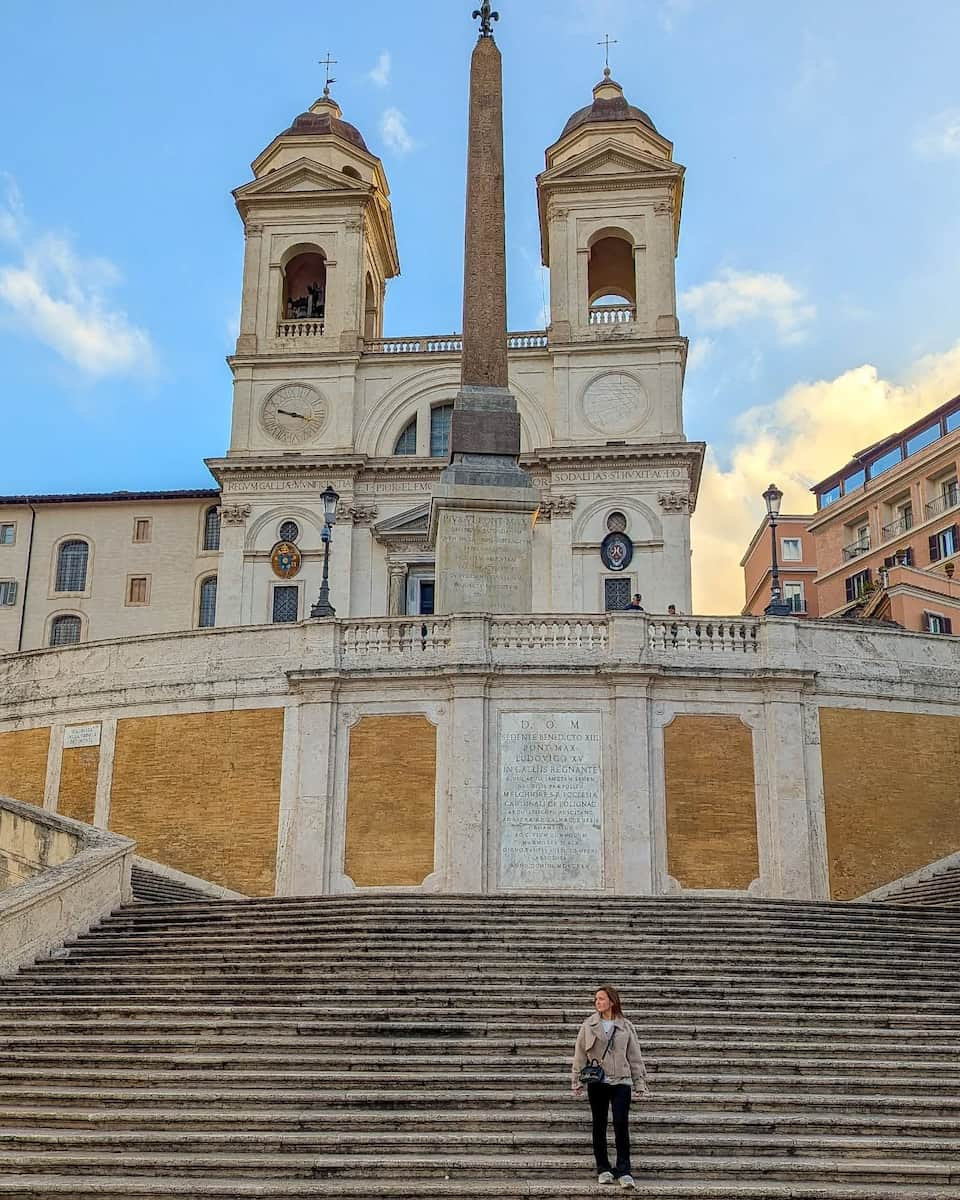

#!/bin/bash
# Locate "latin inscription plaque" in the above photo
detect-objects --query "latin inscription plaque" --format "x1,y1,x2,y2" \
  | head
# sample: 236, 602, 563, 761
499, 712, 602, 889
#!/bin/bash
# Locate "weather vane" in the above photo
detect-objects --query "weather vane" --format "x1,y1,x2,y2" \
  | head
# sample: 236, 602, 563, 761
473, 1, 499, 39
598, 33, 618, 76
319, 51, 337, 98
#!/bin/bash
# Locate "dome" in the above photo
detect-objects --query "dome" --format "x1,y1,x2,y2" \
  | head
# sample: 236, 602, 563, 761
282, 96, 369, 153
560, 72, 657, 139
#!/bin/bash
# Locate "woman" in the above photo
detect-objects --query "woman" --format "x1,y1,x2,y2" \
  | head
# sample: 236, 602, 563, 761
571, 984, 649, 1188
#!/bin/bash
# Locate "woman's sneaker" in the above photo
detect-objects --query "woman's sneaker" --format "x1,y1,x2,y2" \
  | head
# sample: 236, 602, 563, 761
618, 1176, 637, 1190
597, 1171, 616, 1184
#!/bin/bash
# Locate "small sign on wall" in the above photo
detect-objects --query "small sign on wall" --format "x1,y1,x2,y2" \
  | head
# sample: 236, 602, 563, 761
63, 724, 101, 749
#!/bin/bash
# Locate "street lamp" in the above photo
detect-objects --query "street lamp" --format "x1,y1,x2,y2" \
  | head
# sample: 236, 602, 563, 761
762, 482, 792, 617
310, 484, 340, 618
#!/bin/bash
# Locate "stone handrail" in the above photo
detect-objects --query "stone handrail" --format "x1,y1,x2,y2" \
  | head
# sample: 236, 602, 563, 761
0, 796, 134, 975
589, 304, 636, 325
647, 616, 760, 654
363, 331, 548, 355
276, 319, 324, 338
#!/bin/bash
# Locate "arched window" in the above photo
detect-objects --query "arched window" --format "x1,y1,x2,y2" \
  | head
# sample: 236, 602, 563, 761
55, 540, 89, 593
364, 272, 378, 341
198, 576, 217, 628
283, 250, 327, 322
203, 506, 221, 552
588, 234, 636, 323
279, 520, 300, 543
394, 417, 417, 456
430, 404, 454, 458
49, 614, 81, 647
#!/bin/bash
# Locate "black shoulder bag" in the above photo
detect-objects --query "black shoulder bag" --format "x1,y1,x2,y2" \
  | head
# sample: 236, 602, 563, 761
578, 1027, 616, 1086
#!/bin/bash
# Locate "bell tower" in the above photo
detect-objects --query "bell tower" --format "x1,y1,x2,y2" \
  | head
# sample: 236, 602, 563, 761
537, 70, 684, 343
227, 87, 400, 455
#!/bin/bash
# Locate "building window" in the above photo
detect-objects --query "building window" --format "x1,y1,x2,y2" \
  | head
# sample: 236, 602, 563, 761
884, 547, 914, 568
394, 418, 417, 456
924, 612, 953, 635
818, 484, 841, 509
929, 524, 959, 563
430, 404, 453, 458
0, 581, 18, 606
783, 581, 805, 613
781, 537, 802, 562
279, 520, 300, 543
55, 540, 89, 593
0, 524, 15, 546
126, 575, 149, 606
604, 578, 632, 611
844, 568, 872, 603
198, 576, 217, 628
418, 580, 435, 615
943, 478, 959, 508
606, 511, 628, 533
272, 585, 299, 624
202, 506, 221, 552
133, 518, 152, 543
905, 423, 941, 456
868, 445, 903, 479
49, 615, 81, 647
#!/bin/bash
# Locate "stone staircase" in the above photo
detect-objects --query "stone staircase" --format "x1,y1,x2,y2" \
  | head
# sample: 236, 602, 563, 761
879, 863, 960, 909
0, 894, 959, 1198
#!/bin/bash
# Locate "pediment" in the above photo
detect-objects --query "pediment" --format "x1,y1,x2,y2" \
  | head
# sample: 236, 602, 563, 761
372, 503, 430, 543
543, 140, 683, 184
236, 158, 369, 199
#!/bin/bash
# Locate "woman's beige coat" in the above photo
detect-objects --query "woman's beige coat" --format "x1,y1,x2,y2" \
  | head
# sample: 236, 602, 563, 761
571, 1012, 648, 1093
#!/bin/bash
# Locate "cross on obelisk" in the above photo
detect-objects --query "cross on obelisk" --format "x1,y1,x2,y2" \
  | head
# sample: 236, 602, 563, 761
429, 4, 538, 615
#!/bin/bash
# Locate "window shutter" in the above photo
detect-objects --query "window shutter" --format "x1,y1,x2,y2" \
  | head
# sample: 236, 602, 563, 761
883, 555, 894, 568
929, 534, 941, 562
945, 618, 954, 635
865, 568, 872, 584
8, 581, 17, 605
845, 578, 854, 603
905, 547, 914, 567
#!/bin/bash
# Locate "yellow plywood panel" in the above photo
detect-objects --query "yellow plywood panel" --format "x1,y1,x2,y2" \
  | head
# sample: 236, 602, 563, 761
665, 715, 759, 891
345, 715, 437, 888
820, 708, 960, 900
111, 709, 283, 896
0, 728, 50, 807
57, 746, 100, 826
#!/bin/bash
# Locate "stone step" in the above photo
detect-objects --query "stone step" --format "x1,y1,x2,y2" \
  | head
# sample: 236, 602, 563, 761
3, 1128, 959, 1161
0, 1152, 958, 1185
0, 1106, 954, 1136
0, 1055, 947, 1083
0, 1087, 957, 1113
0, 1175, 957, 1199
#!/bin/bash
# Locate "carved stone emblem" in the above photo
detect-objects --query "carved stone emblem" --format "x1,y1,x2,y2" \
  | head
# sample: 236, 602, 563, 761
658, 491, 691, 512
340, 503, 379, 524
537, 495, 577, 521
220, 503, 251, 526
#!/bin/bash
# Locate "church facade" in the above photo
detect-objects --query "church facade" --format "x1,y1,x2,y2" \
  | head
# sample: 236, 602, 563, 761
0, 73, 703, 654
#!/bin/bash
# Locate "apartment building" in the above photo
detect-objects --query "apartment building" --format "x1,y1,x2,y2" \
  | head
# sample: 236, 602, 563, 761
808, 394, 960, 632
740, 515, 819, 617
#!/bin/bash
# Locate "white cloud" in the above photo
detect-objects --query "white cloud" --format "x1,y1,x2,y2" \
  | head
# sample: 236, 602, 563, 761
691, 341, 960, 612
380, 107, 415, 155
681, 268, 815, 343
685, 336, 714, 371
368, 51, 391, 88
914, 109, 960, 160
0, 185, 153, 378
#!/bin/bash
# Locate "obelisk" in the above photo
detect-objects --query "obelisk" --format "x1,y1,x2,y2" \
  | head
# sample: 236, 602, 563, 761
429, 2, 539, 614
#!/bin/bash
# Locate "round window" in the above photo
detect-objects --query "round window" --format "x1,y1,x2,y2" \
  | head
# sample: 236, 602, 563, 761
279, 520, 300, 543
606, 511, 628, 533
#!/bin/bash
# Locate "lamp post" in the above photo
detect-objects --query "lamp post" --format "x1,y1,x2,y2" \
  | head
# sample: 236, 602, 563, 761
310, 484, 340, 618
763, 482, 792, 617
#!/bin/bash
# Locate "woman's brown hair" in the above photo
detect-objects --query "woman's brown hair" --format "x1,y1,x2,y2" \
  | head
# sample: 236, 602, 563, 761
595, 983, 624, 1018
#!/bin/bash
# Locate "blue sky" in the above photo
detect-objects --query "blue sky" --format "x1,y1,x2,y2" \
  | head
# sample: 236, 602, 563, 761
1, 0, 959, 523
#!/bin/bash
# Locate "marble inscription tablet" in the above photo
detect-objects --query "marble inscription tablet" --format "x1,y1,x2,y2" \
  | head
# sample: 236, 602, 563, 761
499, 712, 602, 888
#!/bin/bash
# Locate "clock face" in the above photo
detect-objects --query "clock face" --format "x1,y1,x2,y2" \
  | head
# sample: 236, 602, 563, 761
260, 385, 328, 445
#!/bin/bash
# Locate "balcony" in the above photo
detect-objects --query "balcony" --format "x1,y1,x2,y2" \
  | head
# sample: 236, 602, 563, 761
842, 536, 871, 562
362, 331, 549, 356
588, 303, 636, 326
276, 319, 324, 339
881, 513, 913, 540
925, 486, 960, 519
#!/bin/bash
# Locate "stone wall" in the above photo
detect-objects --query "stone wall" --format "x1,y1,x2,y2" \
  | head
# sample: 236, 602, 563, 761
0, 615, 958, 901
820, 708, 960, 900
0, 802, 80, 890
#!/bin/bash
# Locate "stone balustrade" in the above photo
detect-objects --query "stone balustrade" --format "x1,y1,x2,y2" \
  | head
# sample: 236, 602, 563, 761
588, 303, 636, 325
363, 331, 548, 355
275, 319, 325, 338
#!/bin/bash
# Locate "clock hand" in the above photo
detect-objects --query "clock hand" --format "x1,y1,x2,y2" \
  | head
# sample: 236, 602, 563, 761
276, 407, 308, 420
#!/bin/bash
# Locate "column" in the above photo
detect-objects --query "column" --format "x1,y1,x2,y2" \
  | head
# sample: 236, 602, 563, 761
281, 676, 338, 896
214, 504, 249, 627
550, 503, 575, 612
388, 562, 408, 616
93, 718, 117, 829
445, 675, 488, 892
547, 209, 571, 340
236, 223, 263, 353
761, 688, 817, 899
652, 200, 679, 335
612, 679, 654, 894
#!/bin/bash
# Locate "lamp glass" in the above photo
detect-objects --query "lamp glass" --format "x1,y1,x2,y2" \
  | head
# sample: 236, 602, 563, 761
321, 485, 340, 525
763, 483, 783, 518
